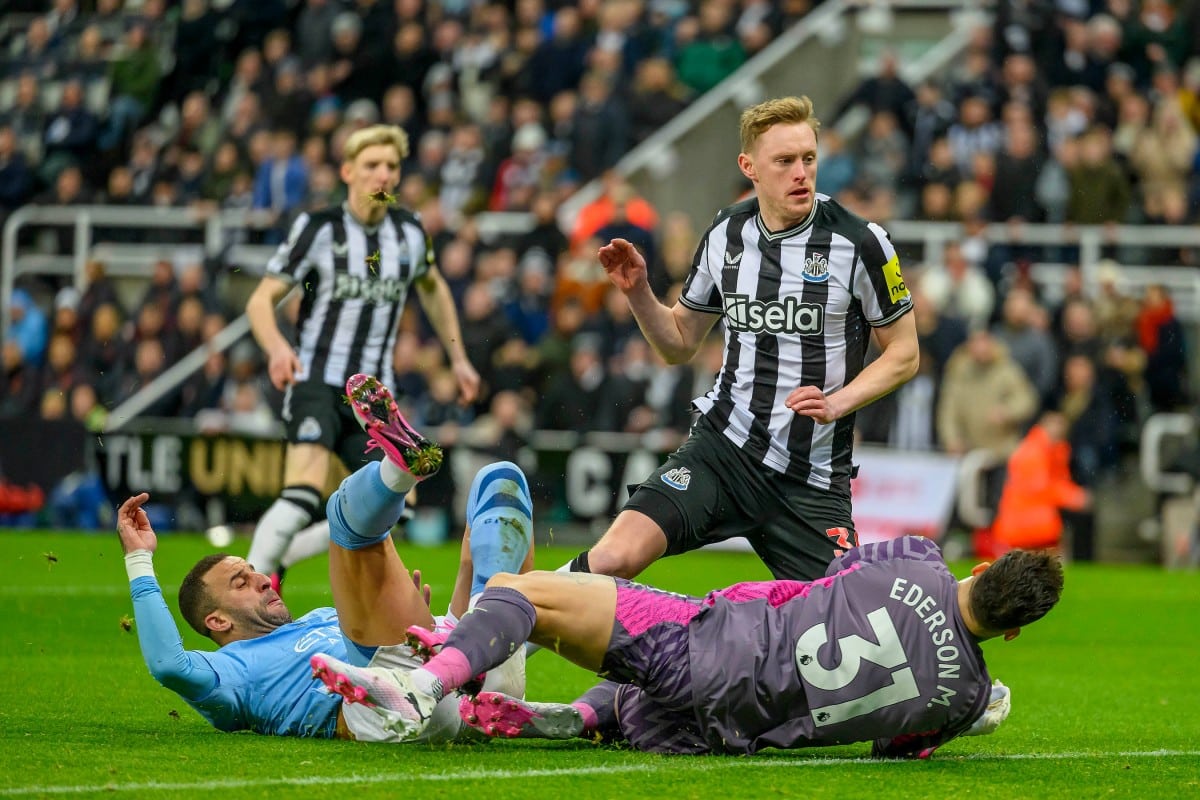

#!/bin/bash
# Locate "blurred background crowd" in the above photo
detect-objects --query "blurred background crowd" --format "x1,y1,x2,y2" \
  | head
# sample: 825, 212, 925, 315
0, 0, 1198, 540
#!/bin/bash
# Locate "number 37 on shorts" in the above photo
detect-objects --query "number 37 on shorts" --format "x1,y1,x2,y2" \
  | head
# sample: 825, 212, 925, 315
826, 527, 853, 556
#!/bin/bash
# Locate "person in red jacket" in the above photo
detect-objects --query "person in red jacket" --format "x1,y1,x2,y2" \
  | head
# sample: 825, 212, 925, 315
992, 411, 1091, 552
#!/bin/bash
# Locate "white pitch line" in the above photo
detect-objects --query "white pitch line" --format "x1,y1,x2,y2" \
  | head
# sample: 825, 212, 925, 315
1, 750, 1196, 796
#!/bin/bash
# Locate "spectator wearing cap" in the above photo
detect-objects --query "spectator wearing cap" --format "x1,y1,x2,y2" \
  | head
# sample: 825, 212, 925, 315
504, 248, 555, 344
490, 122, 548, 211
343, 98, 381, 130
49, 286, 82, 343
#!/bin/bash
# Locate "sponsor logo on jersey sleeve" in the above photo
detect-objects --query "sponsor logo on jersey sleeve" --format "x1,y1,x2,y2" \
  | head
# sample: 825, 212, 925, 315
882, 254, 909, 303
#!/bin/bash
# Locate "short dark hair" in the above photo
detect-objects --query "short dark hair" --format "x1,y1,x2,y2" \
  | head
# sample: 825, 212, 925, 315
178, 554, 229, 638
969, 550, 1064, 632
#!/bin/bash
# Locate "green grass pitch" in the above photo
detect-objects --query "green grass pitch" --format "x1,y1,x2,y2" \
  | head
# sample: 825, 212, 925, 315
1, 529, 1197, 799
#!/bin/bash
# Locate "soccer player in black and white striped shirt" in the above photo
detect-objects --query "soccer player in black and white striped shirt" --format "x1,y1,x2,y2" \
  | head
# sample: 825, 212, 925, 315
574, 96, 920, 582
244, 125, 480, 584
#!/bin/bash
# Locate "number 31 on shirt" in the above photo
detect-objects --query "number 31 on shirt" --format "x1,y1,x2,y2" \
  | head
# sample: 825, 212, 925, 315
795, 607, 920, 726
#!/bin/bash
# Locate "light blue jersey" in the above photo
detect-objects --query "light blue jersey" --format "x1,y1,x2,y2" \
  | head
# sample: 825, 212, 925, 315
131, 576, 345, 737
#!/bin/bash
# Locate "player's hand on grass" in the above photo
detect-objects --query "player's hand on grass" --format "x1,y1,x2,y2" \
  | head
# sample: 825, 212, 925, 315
266, 345, 302, 391
117, 493, 158, 554
598, 238, 648, 293
452, 358, 481, 405
785, 385, 842, 425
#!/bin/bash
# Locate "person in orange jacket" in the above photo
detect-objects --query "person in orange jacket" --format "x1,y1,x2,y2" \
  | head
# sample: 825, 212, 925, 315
992, 411, 1091, 552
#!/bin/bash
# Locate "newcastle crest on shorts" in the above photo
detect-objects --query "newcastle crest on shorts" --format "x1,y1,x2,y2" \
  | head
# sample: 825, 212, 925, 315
297, 417, 323, 442
802, 252, 829, 282
661, 467, 692, 491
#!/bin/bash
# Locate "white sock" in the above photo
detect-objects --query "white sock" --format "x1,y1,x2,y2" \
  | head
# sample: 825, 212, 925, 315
379, 459, 417, 494
247, 493, 317, 575
280, 520, 331, 569
411, 666, 444, 699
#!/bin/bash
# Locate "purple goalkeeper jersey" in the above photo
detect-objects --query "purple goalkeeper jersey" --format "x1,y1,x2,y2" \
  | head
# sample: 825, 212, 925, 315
687, 536, 990, 754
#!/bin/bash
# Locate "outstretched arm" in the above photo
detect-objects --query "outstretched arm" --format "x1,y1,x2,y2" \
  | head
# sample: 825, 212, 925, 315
118, 494, 220, 700
598, 238, 720, 364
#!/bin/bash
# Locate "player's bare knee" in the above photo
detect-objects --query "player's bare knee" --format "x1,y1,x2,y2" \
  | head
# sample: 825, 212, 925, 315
484, 571, 524, 590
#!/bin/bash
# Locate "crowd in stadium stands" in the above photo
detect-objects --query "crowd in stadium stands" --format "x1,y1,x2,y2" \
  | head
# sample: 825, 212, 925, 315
0, 0, 1197, 537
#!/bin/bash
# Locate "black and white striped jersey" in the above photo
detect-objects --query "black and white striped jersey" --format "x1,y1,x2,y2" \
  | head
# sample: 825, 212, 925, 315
265, 205, 434, 390
679, 194, 913, 491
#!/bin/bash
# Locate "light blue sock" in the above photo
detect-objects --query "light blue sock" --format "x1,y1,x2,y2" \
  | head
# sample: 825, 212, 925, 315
328, 462, 406, 551
468, 461, 533, 596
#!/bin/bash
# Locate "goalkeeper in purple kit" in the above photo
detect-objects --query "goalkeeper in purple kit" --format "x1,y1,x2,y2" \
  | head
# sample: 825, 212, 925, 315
312, 535, 1061, 757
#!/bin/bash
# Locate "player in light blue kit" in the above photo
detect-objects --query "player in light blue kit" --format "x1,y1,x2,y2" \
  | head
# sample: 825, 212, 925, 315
118, 374, 534, 742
